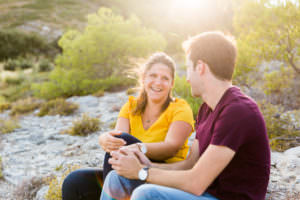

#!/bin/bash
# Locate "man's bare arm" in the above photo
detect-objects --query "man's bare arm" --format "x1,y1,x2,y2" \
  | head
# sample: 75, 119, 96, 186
147, 144, 235, 195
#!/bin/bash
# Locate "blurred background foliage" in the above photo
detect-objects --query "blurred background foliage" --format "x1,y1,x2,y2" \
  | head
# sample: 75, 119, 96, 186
0, 0, 299, 151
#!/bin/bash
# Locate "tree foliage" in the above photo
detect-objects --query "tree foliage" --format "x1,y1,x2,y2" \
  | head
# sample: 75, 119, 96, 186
34, 8, 165, 99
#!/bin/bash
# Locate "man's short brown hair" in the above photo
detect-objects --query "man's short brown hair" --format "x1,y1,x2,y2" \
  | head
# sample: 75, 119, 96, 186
183, 31, 237, 81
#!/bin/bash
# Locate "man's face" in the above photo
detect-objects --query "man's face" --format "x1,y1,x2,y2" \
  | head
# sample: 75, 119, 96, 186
186, 57, 202, 97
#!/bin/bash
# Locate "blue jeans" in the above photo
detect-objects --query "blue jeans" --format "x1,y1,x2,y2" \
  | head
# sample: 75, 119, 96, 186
100, 170, 219, 200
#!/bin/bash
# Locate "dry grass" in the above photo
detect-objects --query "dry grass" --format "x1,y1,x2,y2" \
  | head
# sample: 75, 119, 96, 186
64, 114, 100, 136
0, 102, 11, 113
10, 97, 42, 116
14, 176, 46, 200
38, 98, 78, 117
0, 156, 3, 179
0, 118, 20, 134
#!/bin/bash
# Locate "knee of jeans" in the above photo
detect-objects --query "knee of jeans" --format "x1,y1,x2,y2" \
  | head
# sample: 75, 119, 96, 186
103, 171, 127, 199
103, 171, 121, 192
131, 184, 156, 200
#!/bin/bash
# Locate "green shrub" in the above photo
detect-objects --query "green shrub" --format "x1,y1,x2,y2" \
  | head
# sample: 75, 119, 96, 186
0, 118, 20, 134
126, 88, 137, 95
10, 98, 42, 116
0, 102, 11, 113
3, 58, 33, 71
18, 58, 34, 70
97, 76, 136, 92
66, 114, 100, 136
45, 165, 80, 200
34, 7, 165, 99
0, 82, 32, 102
258, 101, 300, 151
38, 59, 53, 72
173, 75, 202, 118
109, 121, 117, 129
3, 59, 19, 71
93, 90, 104, 97
38, 98, 78, 116
33, 74, 136, 100
4, 76, 25, 85
0, 29, 49, 61
0, 156, 2, 179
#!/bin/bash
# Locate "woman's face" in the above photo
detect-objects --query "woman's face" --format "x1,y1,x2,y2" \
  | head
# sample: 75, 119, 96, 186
143, 63, 174, 104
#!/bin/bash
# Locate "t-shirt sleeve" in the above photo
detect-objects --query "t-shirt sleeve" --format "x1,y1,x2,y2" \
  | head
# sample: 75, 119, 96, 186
171, 101, 195, 131
118, 100, 130, 119
210, 105, 253, 152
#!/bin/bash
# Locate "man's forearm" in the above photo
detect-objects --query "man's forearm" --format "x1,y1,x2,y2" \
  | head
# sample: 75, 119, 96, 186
146, 167, 204, 195
151, 158, 192, 170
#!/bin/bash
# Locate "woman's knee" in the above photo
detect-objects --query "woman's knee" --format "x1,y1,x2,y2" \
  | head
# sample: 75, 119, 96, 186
62, 170, 81, 190
115, 132, 140, 144
131, 184, 158, 200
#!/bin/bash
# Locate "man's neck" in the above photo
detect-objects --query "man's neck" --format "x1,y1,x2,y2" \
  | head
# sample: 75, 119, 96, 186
202, 81, 233, 111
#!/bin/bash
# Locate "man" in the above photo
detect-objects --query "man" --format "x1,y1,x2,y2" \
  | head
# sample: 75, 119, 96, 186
100, 31, 270, 200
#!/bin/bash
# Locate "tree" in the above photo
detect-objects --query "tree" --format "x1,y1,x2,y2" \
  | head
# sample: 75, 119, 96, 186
233, 0, 300, 107
33, 8, 166, 99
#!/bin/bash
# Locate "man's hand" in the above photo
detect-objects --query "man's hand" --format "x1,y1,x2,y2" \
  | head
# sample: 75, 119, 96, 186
98, 131, 126, 152
109, 149, 144, 179
134, 150, 152, 167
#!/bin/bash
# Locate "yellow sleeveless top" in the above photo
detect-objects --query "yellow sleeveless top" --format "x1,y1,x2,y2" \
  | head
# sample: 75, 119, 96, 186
118, 96, 194, 163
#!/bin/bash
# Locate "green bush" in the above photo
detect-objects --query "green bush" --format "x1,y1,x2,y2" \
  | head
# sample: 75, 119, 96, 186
3, 59, 19, 71
38, 98, 78, 116
65, 114, 100, 136
34, 7, 165, 99
45, 165, 80, 200
0, 29, 49, 61
0, 82, 32, 102
38, 59, 53, 72
33, 74, 136, 100
0, 156, 2, 179
258, 101, 300, 151
0, 102, 11, 113
4, 76, 25, 85
93, 90, 104, 97
126, 88, 137, 95
3, 58, 33, 71
173, 75, 202, 118
10, 98, 42, 116
0, 118, 20, 134
18, 58, 34, 70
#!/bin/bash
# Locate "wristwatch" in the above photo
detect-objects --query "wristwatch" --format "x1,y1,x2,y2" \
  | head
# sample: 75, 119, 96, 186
138, 166, 149, 181
137, 143, 147, 154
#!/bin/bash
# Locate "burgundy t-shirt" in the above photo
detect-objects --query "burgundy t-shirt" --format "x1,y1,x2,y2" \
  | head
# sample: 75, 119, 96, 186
196, 87, 270, 200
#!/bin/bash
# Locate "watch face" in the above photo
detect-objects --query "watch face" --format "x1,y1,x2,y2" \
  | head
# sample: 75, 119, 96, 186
138, 168, 148, 181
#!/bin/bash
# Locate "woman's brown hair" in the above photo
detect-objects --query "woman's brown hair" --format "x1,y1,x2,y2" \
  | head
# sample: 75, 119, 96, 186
132, 52, 176, 115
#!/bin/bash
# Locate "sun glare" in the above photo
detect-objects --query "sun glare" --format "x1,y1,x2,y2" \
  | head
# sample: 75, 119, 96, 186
173, 0, 201, 10
171, 0, 211, 17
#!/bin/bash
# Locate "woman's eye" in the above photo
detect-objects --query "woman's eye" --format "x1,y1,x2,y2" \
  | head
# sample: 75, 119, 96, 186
162, 77, 169, 81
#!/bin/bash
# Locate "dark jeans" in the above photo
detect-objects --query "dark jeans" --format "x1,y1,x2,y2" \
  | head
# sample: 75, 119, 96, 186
62, 133, 141, 200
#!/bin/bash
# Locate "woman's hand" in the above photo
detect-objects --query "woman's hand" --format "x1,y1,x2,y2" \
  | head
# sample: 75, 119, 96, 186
98, 131, 126, 152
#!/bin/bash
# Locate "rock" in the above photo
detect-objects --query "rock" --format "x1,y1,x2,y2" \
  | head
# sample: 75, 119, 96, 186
0, 90, 299, 199
35, 186, 49, 200
285, 146, 300, 157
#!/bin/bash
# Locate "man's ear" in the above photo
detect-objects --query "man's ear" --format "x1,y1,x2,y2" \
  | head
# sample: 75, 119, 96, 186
196, 60, 206, 75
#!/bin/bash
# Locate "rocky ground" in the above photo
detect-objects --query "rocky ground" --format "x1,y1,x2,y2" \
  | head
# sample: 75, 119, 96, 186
0, 91, 299, 200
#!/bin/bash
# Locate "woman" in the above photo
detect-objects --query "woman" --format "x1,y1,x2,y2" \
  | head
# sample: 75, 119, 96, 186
62, 52, 194, 200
